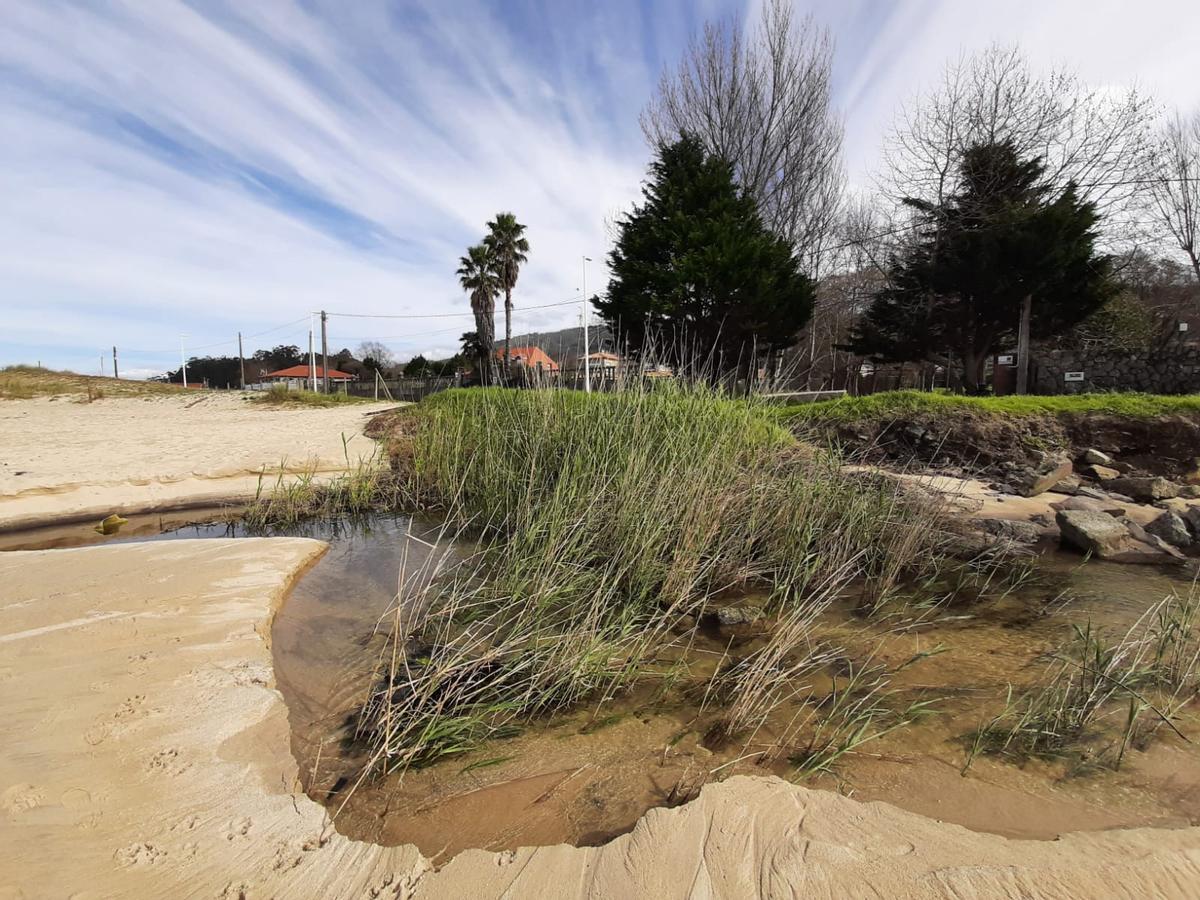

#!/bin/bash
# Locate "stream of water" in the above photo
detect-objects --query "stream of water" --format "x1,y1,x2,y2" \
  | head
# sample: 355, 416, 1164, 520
9, 512, 1200, 861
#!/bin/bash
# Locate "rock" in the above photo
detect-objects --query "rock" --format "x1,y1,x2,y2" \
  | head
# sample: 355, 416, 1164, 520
1015, 457, 1073, 498
1050, 496, 1126, 517
1183, 458, 1200, 486
1101, 476, 1180, 504
1184, 506, 1200, 537
1080, 448, 1114, 466
980, 518, 1043, 544
1083, 464, 1120, 482
1056, 509, 1184, 565
1050, 476, 1080, 495
714, 605, 766, 627
990, 483, 1018, 496
1076, 485, 1112, 501
903, 425, 927, 442
1180, 485, 1200, 499
1145, 510, 1192, 548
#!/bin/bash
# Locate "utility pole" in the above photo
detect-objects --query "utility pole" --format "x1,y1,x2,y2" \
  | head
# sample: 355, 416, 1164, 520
180, 334, 188, 388
1015, 294, 1032, 395
308, 320, 316, 391
237, 331, 246, 390
112, 346, 119, 380
320, 309, 329, 394
582, 256, 592, 394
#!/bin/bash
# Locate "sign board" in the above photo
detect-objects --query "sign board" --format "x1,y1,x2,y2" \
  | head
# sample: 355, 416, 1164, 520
1064, 372, 1085, 382
997, 355, 1015, 365
1180, 322, 1190, 332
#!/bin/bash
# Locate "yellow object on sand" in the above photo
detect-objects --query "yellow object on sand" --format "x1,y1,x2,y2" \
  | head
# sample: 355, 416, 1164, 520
94, 513, 128, 535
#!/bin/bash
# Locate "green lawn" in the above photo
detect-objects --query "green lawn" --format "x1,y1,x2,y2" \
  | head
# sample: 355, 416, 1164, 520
779, 390, 1200, 425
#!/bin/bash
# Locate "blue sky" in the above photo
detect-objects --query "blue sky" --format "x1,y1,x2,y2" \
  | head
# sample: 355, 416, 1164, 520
4, 0, 1199, 377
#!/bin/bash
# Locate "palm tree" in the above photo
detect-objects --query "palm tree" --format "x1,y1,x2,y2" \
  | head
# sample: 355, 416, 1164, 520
457, 244, 499, 385
483, 212, 530, 369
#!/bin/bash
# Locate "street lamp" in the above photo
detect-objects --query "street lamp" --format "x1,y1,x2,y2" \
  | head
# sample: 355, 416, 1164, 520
180, 334, 189, 388
582, 256, 592, 393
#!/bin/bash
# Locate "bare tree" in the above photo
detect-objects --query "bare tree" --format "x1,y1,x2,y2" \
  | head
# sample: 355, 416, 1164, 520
356, 340, 395, 371
883, 45, 1157, 241
641, 0, 844, 275
1150, 111, 1200, 285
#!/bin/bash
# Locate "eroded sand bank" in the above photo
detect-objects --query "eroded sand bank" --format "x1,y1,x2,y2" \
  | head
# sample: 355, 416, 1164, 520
4, 539, 1200, 899
0, 394, 394, 531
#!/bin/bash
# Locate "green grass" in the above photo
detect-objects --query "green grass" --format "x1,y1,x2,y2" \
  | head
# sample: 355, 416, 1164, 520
252, 384, 373, 408
780, 389, 1200, 426
0, 364, 188, 400
354, 384, 952, 777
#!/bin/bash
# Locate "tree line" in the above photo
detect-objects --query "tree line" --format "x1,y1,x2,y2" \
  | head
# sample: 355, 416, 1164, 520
586, 0, 1199, 394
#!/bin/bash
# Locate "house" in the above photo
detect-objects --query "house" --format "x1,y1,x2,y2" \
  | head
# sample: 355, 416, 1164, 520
262, 364, 356, 389
576, 351, 620, 373
495, 346, 560, 374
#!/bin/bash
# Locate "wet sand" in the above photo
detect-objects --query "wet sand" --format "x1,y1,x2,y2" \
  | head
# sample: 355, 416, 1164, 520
0, 393, 394, 531
5, 539, 1200, 898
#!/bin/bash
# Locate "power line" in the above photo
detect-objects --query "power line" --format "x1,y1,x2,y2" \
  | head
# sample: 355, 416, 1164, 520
325, 297, 583, 319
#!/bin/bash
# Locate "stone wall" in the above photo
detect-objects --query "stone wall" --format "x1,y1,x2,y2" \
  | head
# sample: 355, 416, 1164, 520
1032, 341, 1200, 394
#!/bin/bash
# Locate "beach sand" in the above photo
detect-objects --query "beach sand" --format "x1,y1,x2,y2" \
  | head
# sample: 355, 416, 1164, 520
0, 393, 395, 531
3, 538, 1200, 899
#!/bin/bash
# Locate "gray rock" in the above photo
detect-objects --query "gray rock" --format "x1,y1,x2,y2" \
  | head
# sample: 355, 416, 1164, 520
980, 518, 1043, 544
1015, 458, 1074, 498
1145, 510, 1192, 548
1080, 448, 1114, 466
1050, 476, 1080, 495
1184, 506, 1200, 536
1101, 476, 1181, 504
714, 605, 765, 627
1179, 485, 1200, 499
1056, 509, 1184, 564
1050, 495, 1127, 517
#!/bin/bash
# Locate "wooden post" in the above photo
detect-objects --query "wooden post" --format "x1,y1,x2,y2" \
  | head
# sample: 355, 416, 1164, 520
1015, 294, 1032, 395
237, 331, 246, 390
112, 345, 119, 380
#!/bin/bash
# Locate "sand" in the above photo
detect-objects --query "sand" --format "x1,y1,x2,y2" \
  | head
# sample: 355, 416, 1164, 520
3, 538, 1200, 899
0, 393, 395, 531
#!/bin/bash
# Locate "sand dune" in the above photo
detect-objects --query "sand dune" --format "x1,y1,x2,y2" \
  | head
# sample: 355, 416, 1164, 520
2, 538, 1199, 899
0, 394, 394, 531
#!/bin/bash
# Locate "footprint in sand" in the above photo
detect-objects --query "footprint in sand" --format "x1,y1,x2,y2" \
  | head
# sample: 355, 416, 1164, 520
1, 783, 44, 814
146, 748, 191, 777
114, 842, 166, 867
224, 817, 253, 841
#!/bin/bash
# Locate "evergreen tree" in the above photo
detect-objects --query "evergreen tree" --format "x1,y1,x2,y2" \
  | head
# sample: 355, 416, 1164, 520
848, 142, 1115, 392
594, 135, 814, 377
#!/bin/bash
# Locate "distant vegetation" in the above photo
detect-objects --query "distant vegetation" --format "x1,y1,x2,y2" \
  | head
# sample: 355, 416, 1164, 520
780, 390, 1200, 426
252, 384, 373, 408
0, 365, 187, 400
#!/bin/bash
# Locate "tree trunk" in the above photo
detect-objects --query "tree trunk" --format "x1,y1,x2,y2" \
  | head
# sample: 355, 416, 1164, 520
1015, 293, 1032, 395
961, 348, 979, 394
504, 288, 512, 373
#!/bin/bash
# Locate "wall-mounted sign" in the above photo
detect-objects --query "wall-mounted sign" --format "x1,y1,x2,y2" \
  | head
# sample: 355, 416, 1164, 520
1181, 322, 1190, 332
1064, 371, 1085, 382
997, 355, 1015, 365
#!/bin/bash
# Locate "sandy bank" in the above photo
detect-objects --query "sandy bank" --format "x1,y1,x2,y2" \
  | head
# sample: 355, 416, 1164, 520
4, 539, 1200, 898
0, 394, 395, 531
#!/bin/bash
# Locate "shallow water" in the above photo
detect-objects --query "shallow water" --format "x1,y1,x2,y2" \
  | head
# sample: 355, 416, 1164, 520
10, 513, 1200, 858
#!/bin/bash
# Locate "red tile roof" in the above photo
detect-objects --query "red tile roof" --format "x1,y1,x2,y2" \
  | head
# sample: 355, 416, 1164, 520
264, 364, 355, 380
495, 346, 560, 372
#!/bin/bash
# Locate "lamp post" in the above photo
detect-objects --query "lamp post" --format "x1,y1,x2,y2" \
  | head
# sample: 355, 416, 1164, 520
582, 256, 592, 393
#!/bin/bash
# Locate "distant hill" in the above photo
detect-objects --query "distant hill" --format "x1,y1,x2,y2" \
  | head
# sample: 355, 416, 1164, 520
498, 324, 615, 367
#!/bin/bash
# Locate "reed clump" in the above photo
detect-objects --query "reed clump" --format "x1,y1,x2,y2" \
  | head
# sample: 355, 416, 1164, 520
354, 384, 953, 778
964, 584, 1200, 772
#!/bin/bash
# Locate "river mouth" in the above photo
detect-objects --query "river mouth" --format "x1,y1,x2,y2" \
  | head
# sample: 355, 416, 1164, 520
9, 511, 1200, 861
267, 519, 1200, 862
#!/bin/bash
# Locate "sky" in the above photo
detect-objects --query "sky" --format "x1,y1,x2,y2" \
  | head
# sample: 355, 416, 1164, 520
3, 0, 1199, 378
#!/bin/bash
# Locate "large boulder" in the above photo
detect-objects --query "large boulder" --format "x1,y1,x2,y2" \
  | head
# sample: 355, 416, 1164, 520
1050, 496, 1126, 517
1056, 509, 1185, 565
1015, 457, 1073, 498
1145, 510, 1192, 549
1101, 476, 1180, 504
